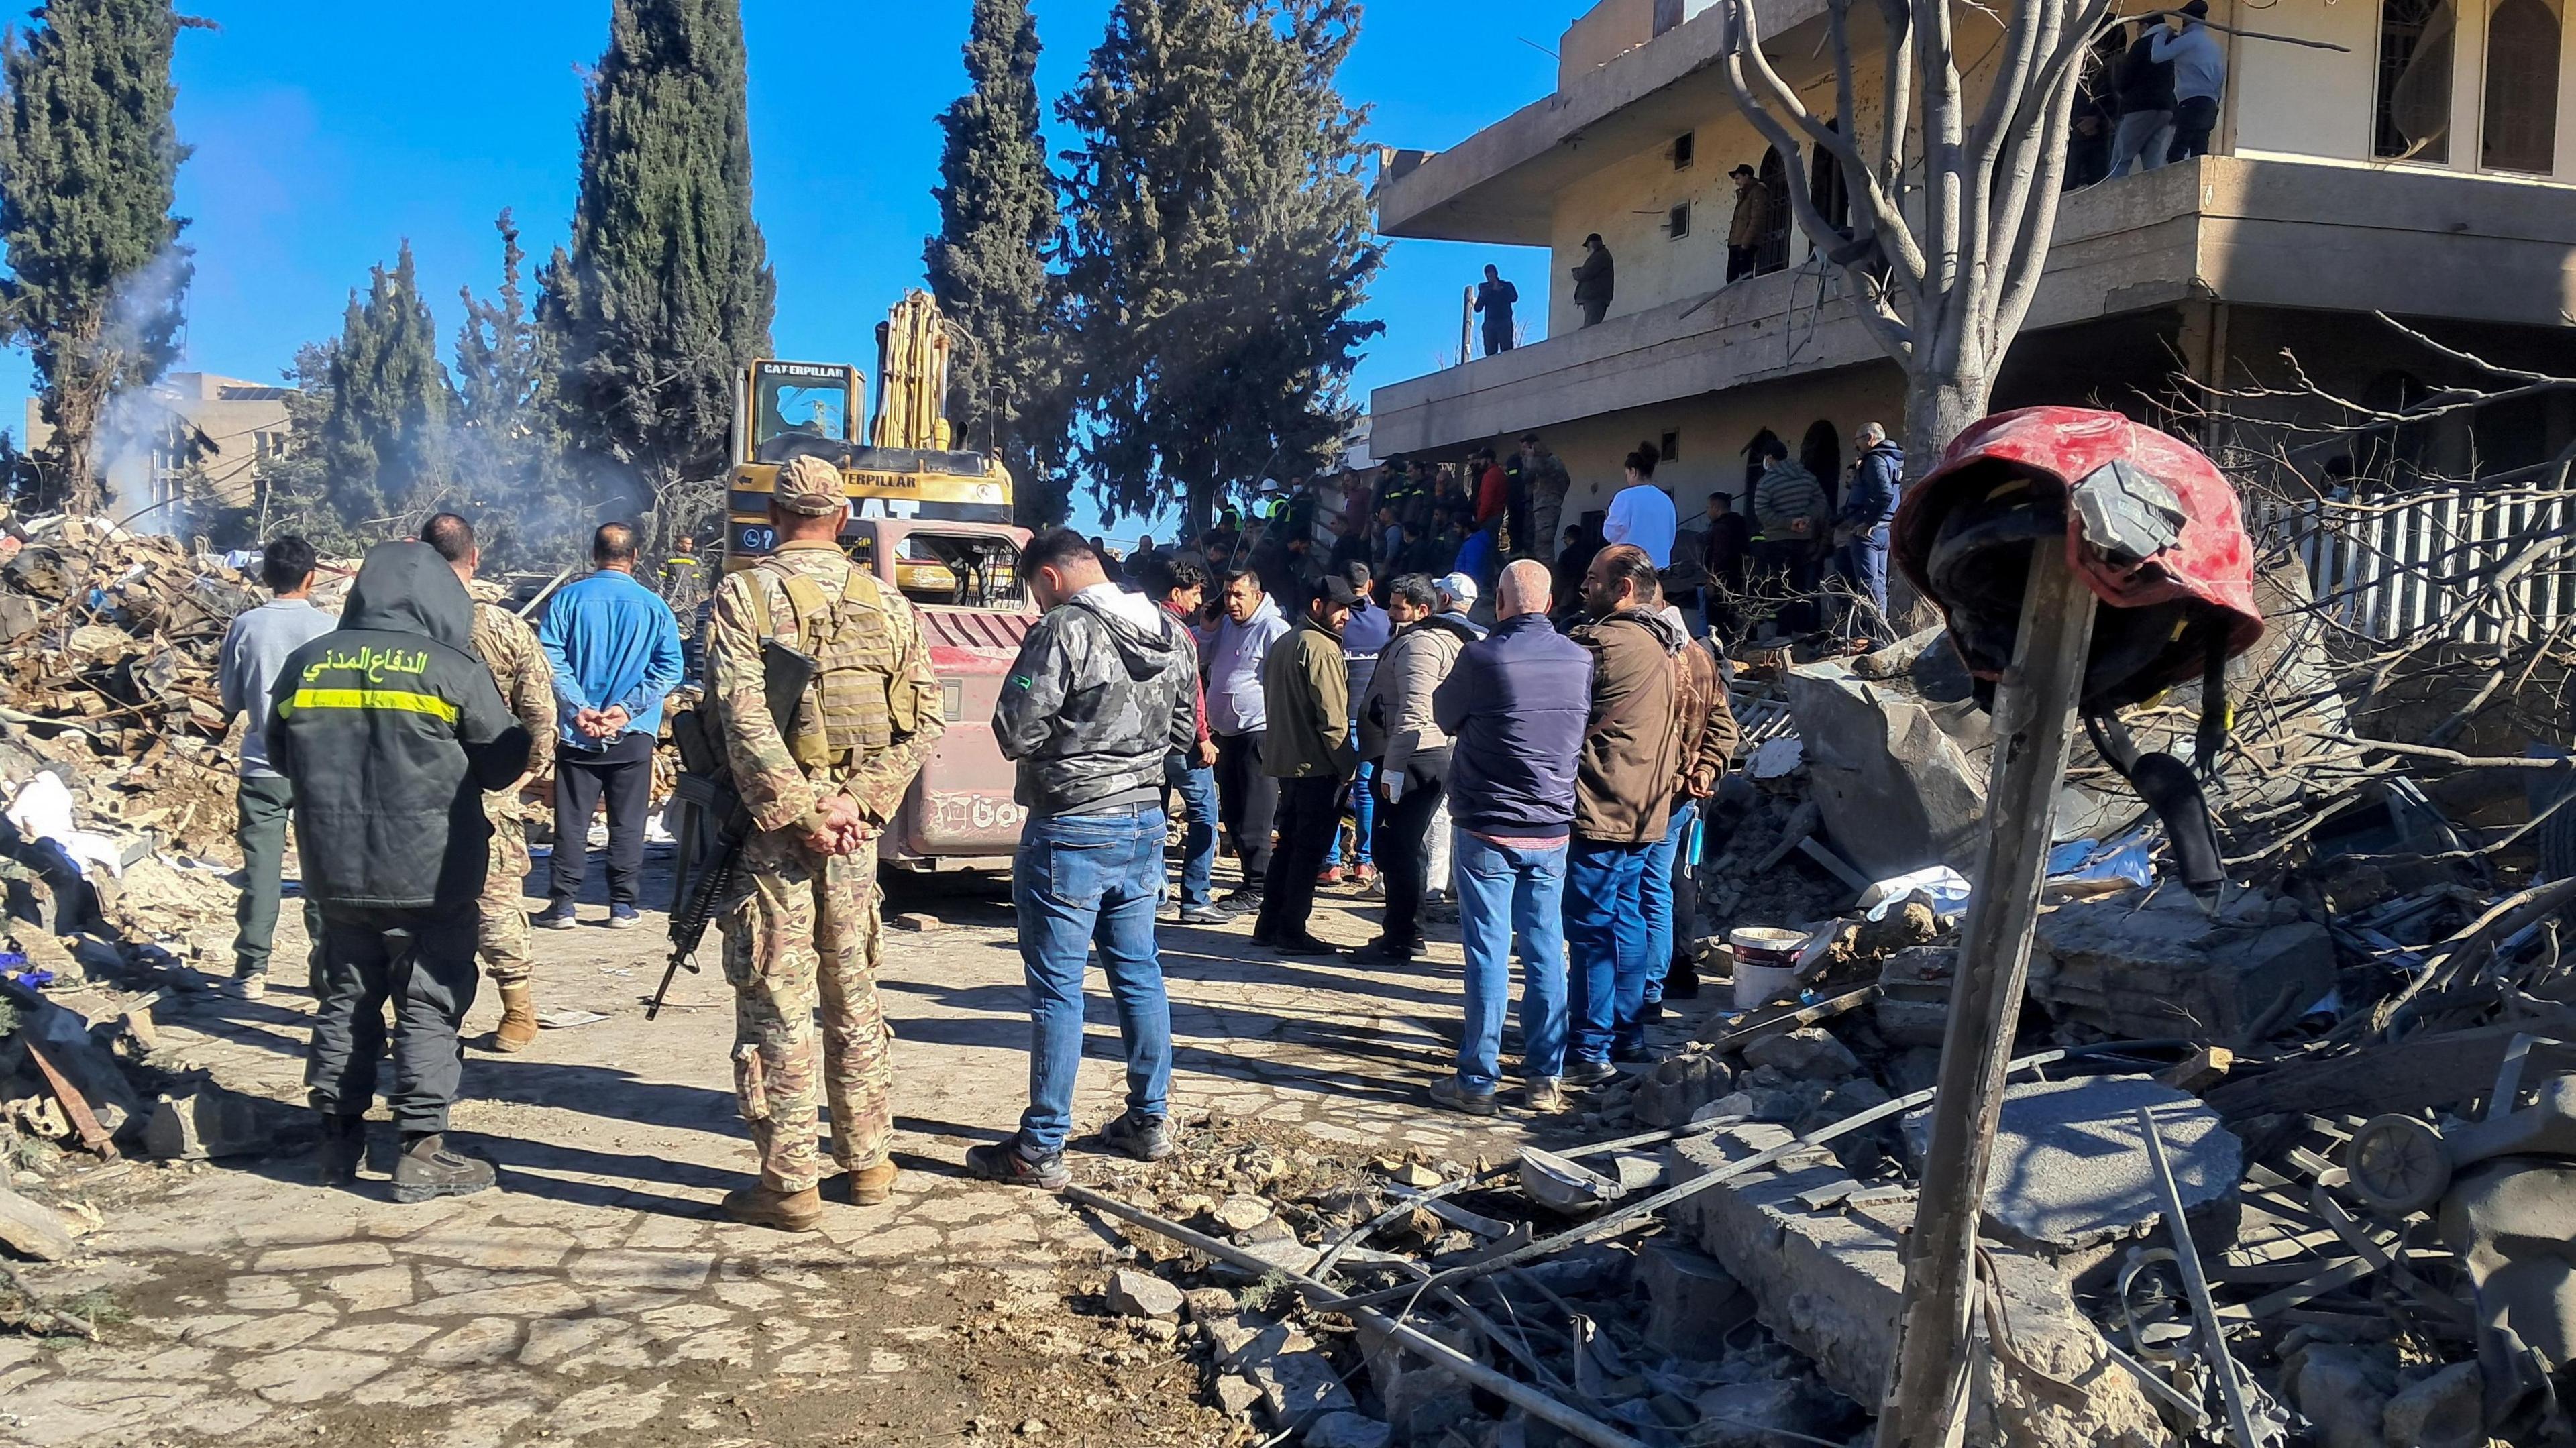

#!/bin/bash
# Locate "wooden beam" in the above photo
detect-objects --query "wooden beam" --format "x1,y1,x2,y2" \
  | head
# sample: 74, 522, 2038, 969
1875, 541, 2099, 1448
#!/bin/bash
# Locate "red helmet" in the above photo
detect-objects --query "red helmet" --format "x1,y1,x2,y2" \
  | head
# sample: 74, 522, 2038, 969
1892, 406, 2264, 716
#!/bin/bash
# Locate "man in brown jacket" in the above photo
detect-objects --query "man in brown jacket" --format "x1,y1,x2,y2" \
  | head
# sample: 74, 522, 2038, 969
1562, 545, 1684, 1080
1254, 575, 1358, 954
1644, 586, 1739, 1015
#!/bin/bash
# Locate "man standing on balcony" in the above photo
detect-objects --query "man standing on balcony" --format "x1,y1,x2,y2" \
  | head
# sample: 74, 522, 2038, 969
2108, 19, 2178, 177
1474, 264, 1519, 357
1572, 235, 1615, 327
2153, 1, 2226, 162
1725, 164, 1773, 282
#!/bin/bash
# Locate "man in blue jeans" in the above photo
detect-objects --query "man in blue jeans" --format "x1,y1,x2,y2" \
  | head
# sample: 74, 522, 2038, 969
1641, 602, 1739, 1017
1145, 555, 1229, 924
970, 531, 1197, 1188
1427, 559, 1591, 1115
1564, 546, 1685, 1080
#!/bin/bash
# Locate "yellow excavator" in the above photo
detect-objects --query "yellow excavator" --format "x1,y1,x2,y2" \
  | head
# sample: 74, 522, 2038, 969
714, 290, 1037, 871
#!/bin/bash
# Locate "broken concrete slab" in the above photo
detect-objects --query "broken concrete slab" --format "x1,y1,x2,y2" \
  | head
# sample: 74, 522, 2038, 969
1638, 1240, 1752, 1358
1635, 1052, 1732, 1128
1897, 1076, 2243, 1252
1874, 945, 1953, 1047
1303, 1410, 1393, 1448
1105, 1268, 1183, 1321
1783, 653, 1989, 880
2383, 1361, 2481, 1448
2024, 887, 2335, 1041
1248, 1348, 1357, 1430
1667, 1124, 2166, 1448
0, 1182, 75, 1260
1739, 1027, 1860, 1082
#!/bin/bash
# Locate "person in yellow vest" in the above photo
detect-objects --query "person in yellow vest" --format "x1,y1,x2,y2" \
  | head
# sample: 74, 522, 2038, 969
699, 455, 943, 1231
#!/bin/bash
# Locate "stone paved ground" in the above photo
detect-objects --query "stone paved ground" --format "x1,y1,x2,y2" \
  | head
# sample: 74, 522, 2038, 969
2, 854, 1706, 1446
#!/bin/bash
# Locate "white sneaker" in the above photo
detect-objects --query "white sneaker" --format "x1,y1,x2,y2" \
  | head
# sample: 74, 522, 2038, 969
225, 974, 267, 1001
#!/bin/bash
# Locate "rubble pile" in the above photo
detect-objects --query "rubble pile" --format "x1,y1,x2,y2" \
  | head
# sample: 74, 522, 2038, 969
1067, 1118, 1868, 1448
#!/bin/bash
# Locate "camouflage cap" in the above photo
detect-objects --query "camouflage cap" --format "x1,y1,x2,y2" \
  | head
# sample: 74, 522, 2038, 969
774, 455, 847, 516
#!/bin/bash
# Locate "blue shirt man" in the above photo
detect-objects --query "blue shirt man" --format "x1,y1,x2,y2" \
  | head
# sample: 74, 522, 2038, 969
534, 523, 685, 928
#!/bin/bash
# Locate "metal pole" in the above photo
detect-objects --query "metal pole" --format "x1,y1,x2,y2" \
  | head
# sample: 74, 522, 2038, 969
2137, 1106, 2262, 1446
1875, 540, 2099, 1447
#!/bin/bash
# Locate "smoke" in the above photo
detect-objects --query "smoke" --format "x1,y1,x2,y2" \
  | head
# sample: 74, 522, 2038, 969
93, 243, 196, 533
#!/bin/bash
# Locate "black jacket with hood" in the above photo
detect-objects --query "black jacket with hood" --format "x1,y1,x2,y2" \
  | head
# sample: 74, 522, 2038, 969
267, 542, 530, 911
994, 588, 1195, 817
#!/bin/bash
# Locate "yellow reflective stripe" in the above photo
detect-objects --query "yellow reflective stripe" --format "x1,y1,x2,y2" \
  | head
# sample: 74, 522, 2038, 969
278, 687, 460, 723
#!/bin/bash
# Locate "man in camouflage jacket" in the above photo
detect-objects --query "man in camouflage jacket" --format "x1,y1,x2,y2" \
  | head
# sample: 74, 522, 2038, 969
703, 456, 944, 1231
424, 514, 557, 1052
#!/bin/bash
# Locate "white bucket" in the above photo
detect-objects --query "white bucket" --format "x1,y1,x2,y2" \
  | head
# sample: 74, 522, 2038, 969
1730, 926, 1809, 1010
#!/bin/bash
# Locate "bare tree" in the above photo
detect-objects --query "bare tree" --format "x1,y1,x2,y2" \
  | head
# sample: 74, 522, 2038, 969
1717, 0, 2110, 468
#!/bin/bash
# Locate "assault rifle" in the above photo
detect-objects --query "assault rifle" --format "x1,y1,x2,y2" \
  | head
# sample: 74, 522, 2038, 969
649, 638, 819, 1020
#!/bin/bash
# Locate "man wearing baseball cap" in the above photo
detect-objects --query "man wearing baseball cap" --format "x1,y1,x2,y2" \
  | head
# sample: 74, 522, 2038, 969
1254, 573, 1359, 954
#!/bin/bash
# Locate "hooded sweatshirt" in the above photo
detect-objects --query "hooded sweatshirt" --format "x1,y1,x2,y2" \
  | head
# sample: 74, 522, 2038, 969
266, 542, 530, 911
1205, 593, 1289, 735
994, 582, 1196, 816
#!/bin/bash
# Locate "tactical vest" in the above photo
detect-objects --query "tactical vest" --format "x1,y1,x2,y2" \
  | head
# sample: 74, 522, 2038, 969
747, 559, 917, 775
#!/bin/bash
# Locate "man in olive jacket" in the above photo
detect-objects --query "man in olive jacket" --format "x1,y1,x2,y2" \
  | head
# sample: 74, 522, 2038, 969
1562, 545, 1684, 1080
1254, 575, 1358, 954
268, 541, 530, 1201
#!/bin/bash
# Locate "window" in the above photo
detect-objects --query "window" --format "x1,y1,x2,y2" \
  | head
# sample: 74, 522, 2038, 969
2376, 0, 2457, 161
1672, 131, 1697, 169
1809, 122, 1852, 240
1660, 431, 1681, 462
886, 531, 1024, 609
1667, 203, 1692, 239
2483, 0, 2562, 172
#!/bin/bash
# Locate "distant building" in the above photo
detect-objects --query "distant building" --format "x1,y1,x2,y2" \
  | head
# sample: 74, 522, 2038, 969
22, 372, 296, 518
1368, 0, 2576, 524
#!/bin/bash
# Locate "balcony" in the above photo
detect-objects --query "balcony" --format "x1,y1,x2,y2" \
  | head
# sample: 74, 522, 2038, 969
1367, 154, 2576, 455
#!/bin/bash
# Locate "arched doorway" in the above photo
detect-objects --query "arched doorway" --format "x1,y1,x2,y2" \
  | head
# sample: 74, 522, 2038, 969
2483, 0, 2562, 172
1802, 419, 1844, 510
1755, 147, 1793, 274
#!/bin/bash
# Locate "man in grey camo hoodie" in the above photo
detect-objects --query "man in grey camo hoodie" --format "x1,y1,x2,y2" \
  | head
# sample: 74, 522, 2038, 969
969, 529, 1196, 1188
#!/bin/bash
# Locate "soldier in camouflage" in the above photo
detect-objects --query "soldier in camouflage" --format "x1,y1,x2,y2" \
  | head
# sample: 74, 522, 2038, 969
423, 514, 558, 1052
702, 455, 943, 1232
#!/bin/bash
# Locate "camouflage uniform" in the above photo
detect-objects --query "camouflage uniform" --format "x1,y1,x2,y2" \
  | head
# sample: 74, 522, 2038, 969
704, 533, 943, 1195
468, 601, 557, 987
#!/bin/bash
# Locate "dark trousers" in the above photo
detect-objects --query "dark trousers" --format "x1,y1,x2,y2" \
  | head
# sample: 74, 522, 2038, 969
1212, 730, 1277, 889
2169, 95, 2218, 160
1373, 769, 1446, 950
233, 773, 321, 977
1578, 298, 1607, 327
551, 730, 654, 907
1727, 245, 1758, 281
1482, 322, 1513, 357
1256, 777, 1342, 941
305, 905, 479, 1133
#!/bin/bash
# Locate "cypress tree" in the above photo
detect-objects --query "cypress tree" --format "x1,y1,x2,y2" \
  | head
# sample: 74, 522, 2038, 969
925, 0, 1068, 528
541, 0, 773, 548
1057, 0, 1383, 531
0, 0, 202, 515
453, 210, 578, 565
317, 243, 456, 535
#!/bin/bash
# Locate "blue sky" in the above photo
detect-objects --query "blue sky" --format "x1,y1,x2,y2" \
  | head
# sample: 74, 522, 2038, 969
0, 1, 1574, 539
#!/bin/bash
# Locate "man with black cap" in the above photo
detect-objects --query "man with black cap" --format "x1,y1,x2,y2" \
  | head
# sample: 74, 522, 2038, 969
1727, 163, 1774, 282
1254, 573, 1358, 953
269, 541, 531, 1200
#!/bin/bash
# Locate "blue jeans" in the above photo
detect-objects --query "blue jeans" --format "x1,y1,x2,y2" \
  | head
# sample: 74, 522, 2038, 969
1839, 525, 1890, 614
1641, 801, 1697, 1007
1325, 738, 1376, 869
1450, 829, 1569, 1094
1012, 807, 1173, 1157
1163, 754, 1219, 910
1565, 839, 1654, 1064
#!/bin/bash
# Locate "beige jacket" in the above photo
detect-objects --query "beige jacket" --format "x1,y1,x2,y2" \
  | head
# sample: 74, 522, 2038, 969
1362, 612, 1481, 783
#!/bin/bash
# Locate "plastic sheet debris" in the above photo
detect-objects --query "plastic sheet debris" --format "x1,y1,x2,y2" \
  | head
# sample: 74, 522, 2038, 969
1858, 866, 1970, 920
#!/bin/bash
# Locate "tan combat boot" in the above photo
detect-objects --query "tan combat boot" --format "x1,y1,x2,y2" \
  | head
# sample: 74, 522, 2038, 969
490, 985, 538, 1053
722, 1184, 824, 1232
841, 1161, 900, 1207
